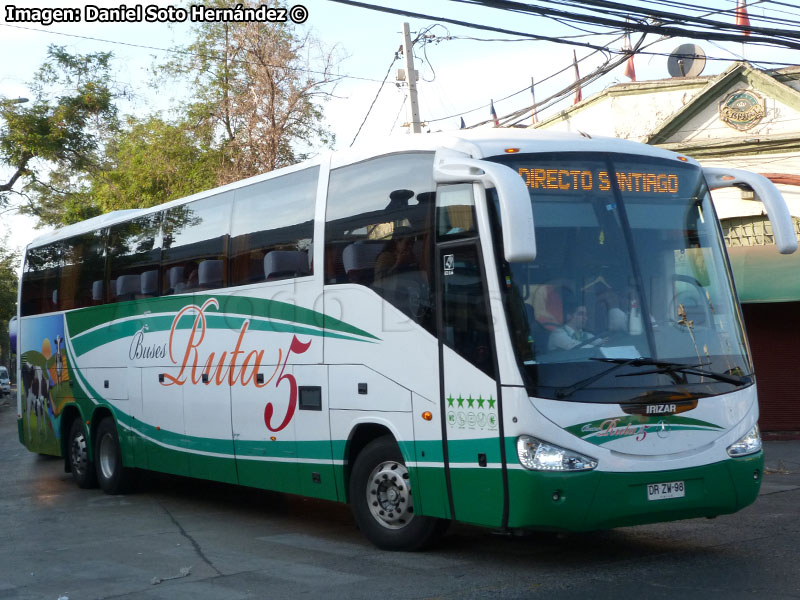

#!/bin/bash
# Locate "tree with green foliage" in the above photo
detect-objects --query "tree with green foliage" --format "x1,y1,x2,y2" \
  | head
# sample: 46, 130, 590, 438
0, 45, 120, 226
159, 0, 341, 184
0, 236, 19, 373
0, 46, 222, 226
89, 115, 222, 213
1, 13, 341, 228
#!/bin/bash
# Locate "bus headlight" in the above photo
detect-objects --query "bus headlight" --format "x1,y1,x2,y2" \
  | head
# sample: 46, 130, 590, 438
516, 435, 597, 471
727, 425, 762, 457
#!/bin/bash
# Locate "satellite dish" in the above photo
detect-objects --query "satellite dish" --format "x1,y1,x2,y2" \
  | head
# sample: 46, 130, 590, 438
667, 44, 707, 78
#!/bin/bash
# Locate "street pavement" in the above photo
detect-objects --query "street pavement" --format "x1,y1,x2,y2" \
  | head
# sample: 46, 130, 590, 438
1, 390, 799, 600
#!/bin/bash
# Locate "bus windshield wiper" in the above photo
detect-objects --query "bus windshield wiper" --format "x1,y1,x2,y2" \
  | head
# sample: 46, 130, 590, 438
554, 357, 750, 399
614, 359, 752, 386
554, 357, 654, 399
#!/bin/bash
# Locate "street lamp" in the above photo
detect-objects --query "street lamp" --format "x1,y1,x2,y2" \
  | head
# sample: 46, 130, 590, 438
3, 97, 29, 105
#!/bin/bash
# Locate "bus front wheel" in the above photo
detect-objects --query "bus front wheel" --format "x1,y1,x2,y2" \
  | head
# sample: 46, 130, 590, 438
95, 417, 135, 495
349, 435, 446, 551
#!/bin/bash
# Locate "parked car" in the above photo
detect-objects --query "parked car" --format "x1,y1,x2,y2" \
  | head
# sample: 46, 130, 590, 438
0, 366, 10, 396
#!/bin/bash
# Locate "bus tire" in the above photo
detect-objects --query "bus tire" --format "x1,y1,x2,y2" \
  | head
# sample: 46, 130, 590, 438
95, 417, 135, 495
349, 435, 446, 551
68, 418, 97, 489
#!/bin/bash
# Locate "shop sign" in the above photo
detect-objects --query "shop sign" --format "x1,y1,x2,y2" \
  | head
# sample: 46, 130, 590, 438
719, 89, 766, 131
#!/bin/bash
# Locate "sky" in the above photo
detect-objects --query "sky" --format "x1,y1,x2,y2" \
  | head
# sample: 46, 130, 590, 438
2, 0, 800, 257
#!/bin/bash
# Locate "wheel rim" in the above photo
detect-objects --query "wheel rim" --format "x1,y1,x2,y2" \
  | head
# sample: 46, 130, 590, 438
70, 430, 88, 477
98, 433, 116, 480
366, 460, 414, 529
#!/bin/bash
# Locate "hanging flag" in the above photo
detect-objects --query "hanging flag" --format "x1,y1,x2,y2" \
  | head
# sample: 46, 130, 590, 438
490, 99, 500, 127
459, 117, 466, 129
623, 33, 636, 81
530, 77, 538, 125
736, 0, 751, 36
573, 50, 582, 104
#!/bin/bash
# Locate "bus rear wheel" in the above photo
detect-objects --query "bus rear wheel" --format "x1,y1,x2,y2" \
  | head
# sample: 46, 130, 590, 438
95, 417, 135, 494
349, 435, 447, 551
68, 418, 97, 489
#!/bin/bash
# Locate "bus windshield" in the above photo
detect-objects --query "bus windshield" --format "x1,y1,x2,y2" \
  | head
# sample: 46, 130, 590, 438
487, 152, 753, 404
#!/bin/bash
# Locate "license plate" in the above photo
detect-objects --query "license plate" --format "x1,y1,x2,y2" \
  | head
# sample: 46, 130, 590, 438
646, 480, 685, 501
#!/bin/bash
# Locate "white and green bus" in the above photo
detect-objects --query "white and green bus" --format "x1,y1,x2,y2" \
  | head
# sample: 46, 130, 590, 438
16, 130, 794, 550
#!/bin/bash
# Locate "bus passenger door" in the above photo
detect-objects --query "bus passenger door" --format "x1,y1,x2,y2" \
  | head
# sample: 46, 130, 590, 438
437, 242, 506, 527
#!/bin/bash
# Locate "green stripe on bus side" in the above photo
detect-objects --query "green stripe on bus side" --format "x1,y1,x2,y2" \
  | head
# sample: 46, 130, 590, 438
68, 350, 503, 469
64, 339, 348, 464
65, 294, 378, 341
408, 465, 451, 520
64, 342, 498, 522
446, 438, 503, 464
333, 437, 505, 467
71, 317, 171, 356
413, 439, 445, 463
331, 438, 501, 466
70, 312, 371, 358
564, 415, 724, 446
118, 412, 339, 461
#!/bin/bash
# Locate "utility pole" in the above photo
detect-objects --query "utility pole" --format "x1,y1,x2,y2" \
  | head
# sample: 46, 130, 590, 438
400, 22, 422, 134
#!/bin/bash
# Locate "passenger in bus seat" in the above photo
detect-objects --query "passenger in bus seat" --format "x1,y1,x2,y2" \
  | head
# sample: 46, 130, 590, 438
374, 228, 418, 281
184, 266, 199, 291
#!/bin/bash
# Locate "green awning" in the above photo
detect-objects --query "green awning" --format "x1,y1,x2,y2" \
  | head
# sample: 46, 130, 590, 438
727, 245, 800, 303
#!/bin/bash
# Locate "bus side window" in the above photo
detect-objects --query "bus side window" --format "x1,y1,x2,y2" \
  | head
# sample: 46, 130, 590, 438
21, 243, 62, 316
441, 246, 496, 379
162, 193, 232, 295
325, 153, 436, 333
107, 213, 163, 303
229, 167, 317, 287
436, 184, 477, 240
60, 229, 107, 310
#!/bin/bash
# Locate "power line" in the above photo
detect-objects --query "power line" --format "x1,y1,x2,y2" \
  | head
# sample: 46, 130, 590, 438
0, 22, 385, 85
526, 0, 800, 30
328, 0, 800, 51
449, 0, 800, 48
327, 0, 659, 53
425, 33, 622, 123
442, 32, 799, 68
479, 32, 648, 128
419, 32, 796, 128
350, 51, 400, 146
327, 0, 800, 131
543, 0, 800, 29
390, 95, 408, 133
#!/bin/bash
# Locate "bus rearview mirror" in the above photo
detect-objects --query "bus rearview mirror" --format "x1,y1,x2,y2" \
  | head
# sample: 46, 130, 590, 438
433, 151, 536, 263
703, 167, 797, 255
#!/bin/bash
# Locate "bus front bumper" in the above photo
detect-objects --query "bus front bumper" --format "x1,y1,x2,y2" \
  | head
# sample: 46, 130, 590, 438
506, 452, 764, 531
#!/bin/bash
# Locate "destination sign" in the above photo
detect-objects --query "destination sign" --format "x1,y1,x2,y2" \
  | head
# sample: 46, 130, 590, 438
518, 167, 680, 194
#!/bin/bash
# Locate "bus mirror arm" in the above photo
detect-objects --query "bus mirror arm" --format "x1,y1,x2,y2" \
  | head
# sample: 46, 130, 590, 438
703, 167, 797, 255
433, 154, 536, 262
